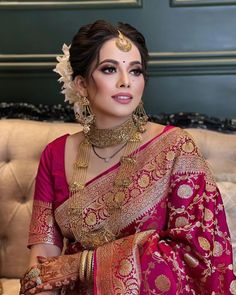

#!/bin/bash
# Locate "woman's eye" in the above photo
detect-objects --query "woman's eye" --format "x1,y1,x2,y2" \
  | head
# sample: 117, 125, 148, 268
130, 68, 143, 76
101, 66, 116, 74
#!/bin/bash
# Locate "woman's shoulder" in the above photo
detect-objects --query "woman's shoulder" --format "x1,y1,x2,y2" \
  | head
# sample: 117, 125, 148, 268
39, 132, 82, 164
46, 133, 70, 151
147, 122, 199, 152
147, 122, 179, 139
148, 122, 195, 139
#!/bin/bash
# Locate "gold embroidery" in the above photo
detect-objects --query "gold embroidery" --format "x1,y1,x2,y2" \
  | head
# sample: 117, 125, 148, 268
198, 236, 211, 251
184, 253, 199, 268
138, 174, 150, 188
166, 150, 175, 161
204, 208, 214, 222
28, 200, 61, 246
177, 184, 193, 199
155, 274, 171, 292
84, 212, 97, 226
213, 241, 223, 257
182, 141, 195, 153
175, 216, 189, 227
118, 259, 133, 277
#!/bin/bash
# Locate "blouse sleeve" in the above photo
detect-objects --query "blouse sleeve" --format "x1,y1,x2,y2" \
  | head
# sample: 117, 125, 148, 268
94, 130, 236, 295
28, 144, 63, 250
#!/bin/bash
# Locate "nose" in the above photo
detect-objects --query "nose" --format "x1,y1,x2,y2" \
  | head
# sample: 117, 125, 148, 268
117, 71, 130, 88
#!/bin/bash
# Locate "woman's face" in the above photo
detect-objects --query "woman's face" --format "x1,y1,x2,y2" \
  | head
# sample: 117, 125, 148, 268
84, 38, 145, 126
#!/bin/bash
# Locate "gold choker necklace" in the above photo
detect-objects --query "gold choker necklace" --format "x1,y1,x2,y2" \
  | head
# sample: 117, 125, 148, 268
85, 117, 137, 148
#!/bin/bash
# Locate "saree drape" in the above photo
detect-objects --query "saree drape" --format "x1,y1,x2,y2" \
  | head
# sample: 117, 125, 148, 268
28, 126, 236, 294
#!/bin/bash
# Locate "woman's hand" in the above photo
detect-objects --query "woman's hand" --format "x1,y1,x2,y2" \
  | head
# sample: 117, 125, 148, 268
20, 253, 81, 295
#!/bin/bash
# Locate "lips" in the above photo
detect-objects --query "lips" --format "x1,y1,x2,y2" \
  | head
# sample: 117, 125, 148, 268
111, 93, 133, 104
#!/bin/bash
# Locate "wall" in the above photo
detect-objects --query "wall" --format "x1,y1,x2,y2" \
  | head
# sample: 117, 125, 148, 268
0, 0, 236, 118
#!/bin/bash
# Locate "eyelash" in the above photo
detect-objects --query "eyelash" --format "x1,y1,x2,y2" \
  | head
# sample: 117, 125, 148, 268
100, 66, 143, 76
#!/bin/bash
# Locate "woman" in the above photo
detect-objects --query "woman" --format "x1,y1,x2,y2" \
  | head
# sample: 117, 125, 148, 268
20, 20, 236, 295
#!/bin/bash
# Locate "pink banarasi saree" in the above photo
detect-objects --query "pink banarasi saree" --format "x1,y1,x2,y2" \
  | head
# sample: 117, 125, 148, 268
28, 126, 236, 294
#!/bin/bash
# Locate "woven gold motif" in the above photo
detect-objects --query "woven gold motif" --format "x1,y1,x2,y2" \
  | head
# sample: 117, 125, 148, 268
84, 212, 97, 226
118, 259, 133, 277
213, 241, 223, 257
204, 208, 214, 222
155, 274, 171, 292
138, 174, 150, 188
182, 141, 195, 153
198, 236, 211, 251
175, 216, 189, 227
177, 184, 193, 199
166, 150, 175, 161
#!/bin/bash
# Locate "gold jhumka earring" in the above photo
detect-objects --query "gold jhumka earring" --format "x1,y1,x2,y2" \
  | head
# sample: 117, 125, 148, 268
115, 30, 132, 52
132, 101, 149, 133
74, 96, 94, 134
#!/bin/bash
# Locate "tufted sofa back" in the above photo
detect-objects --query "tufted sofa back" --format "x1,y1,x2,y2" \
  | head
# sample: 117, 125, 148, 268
0, 119, 235, 279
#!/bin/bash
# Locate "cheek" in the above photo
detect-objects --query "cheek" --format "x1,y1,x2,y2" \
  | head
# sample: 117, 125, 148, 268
133, 78, 145, 95
94, 78, 113, 95
87, 78, 105, 98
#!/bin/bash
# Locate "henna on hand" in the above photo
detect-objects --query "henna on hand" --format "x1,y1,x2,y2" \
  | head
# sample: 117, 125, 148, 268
20, 253, 81, 295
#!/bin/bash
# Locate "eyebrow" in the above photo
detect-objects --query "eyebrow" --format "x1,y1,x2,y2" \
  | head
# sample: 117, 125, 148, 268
98, 59, 142, 66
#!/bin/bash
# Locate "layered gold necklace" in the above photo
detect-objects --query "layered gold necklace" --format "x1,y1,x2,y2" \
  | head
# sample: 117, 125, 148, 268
68, 117, 144, 249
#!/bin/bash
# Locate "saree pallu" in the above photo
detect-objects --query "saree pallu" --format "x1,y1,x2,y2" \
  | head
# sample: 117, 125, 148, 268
28, 127, 236, 294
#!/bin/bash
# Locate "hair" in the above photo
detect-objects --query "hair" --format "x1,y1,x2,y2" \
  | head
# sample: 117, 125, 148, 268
69, 20, 149, 81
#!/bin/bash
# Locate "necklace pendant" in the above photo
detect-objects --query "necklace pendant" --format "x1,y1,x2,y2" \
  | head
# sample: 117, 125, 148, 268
104, 158, 110, 163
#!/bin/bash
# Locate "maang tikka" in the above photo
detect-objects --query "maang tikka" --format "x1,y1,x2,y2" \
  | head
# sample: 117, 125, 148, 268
116, 30, 132, 52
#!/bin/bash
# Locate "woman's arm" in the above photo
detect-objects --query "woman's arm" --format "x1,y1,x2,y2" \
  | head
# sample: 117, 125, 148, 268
28, 244, 61, 267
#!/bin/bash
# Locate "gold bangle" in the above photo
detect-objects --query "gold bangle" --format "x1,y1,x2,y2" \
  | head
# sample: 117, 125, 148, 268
86, 250, 93, 282
79, 250, 88, 283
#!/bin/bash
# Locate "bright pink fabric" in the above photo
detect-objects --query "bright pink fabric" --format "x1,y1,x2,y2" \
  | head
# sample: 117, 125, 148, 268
29, 127, 236, 294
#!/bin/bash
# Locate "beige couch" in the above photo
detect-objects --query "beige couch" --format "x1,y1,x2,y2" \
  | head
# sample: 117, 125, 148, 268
0, 119, 236, 295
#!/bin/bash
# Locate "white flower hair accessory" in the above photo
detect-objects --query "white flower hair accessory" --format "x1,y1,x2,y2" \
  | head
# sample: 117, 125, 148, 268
53, 44, 79, 104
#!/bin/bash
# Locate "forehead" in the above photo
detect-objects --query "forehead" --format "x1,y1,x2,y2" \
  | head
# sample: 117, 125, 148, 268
98, 38, 142, 62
